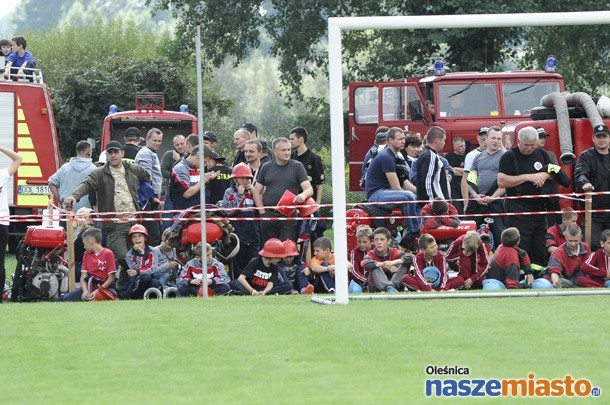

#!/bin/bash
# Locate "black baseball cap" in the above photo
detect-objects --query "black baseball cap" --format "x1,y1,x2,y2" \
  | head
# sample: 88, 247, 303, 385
105, 140, 123, 151
240, 122, 257, 133
203, 131, 218, 143
210, 151, 226, 162
478, 126, 490, 135
594, 124, 610, 137
535, 126, 550, 138
124, 127, 141, 140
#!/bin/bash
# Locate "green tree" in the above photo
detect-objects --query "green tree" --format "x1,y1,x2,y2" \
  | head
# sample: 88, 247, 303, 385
149, 0, 610, 97
27, 19, 232, 158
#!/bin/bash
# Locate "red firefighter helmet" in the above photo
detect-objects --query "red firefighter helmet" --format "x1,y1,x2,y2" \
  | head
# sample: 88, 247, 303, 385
298, 197, 319, 217
127, 224, 151, 244
282, 239, 300, 256
258, 238, 287, 258
94, 285, 118, 301
276, 190, 297, 216
230, 163, 254, 179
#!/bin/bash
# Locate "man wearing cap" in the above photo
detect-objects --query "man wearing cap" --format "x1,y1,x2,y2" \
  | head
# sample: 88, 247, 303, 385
360, 126, 389, 189
203, 131, 218, 151
289, 127, 325, 205
122, 127, 142, 163
206, 151, 232, 205
232, 128, 251, 167
240, 122, 272, 163
170, 145, 220, 210
65, 141, 151, 266
498, 126, 570, 283
574, 124, 610, 250
462, 126, 489, 213
253, 137, 313, 242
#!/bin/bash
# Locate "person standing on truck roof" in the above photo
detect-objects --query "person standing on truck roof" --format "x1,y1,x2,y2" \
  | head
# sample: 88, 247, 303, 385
364, 127, 419, 248
574, 124, 610, 251
48, 140, 96, 212
240, 122, 272, 164
498, 126, 570, 284
0, 146, 22, 304
64, 141, 151, 284
416, 126, 449, 203
3, 36, 35, 82
0, 39, 11, 69
135, 128, 164, 246
462, 126, 489, 214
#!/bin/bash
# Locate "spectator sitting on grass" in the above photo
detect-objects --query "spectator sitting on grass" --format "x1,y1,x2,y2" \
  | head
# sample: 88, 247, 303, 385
278, 239, 314, 294
122, 224, 156, 299
420, 198, 460, 233
61, 228, 117, 302
546, 207, 578, 258
545, 224, 591, 288
178, 243, 231, 297
579, 229, 610, 288
486, 227, 532, 289
349, 225, 373, 290
403, 233, 447, 292
309, 237, 349, 294
231, 238, 286, 296
444, 231, 488, 290
152, 228, 181, 288
362, 227, 412, 293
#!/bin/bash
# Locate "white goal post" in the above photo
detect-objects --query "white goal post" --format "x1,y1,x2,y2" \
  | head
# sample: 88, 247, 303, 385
328, 11, 610, 304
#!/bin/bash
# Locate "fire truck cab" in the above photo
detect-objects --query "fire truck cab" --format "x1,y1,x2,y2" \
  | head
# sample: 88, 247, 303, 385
0, 71, 62, 247
100, 92, 197, 159
348, 62, 564, 190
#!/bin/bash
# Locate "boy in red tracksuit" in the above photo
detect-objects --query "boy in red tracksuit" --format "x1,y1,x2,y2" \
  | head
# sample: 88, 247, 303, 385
123, 224, 156, 299
402, 234, 447, 291
362, 227, 412, 293
486, 227, 532, 288
546, 224, 591, 288
178, 243, 231, 296
349, 225, 373, 289
420, 198, 460, 233
445, 231, 488, 290
545, 207, 578, 257
579, 229, 610, 287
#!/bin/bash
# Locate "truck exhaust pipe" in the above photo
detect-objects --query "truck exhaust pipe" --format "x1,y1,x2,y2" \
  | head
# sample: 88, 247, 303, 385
541, 92, 576, 165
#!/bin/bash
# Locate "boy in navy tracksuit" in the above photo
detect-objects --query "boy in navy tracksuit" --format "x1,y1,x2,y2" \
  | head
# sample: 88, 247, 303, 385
178, 243, 231, 297
221, 163, 261, 279
123, 225, 156, 299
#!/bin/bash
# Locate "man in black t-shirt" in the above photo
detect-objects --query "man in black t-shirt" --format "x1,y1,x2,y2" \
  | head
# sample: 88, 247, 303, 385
206, 151, 232, 205
289, 127, 325, 204
498, 126, 568, 282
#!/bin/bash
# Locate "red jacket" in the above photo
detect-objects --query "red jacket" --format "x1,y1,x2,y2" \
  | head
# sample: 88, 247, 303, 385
546, 225, 567, 252
412, 251, 447, 291
362, 247, 411, 274
420, 202, 460, 232
445, 234, 489, 281
349, 247, 368, 285
581, 249, 610, 285
548, 242, 591, 277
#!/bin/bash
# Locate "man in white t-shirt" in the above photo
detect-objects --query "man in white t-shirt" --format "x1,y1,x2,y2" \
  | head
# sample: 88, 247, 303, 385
0, 146, 22, 303
461, 126, 489, 213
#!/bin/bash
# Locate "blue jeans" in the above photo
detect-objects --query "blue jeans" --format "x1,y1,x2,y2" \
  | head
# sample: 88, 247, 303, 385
368, 189, 420, 235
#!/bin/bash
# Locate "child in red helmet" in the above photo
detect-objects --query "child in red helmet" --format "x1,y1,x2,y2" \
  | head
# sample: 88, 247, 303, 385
221, 162, 260, 279
231, 238, 286, 295
122, 224, 156, 299
278, 239, 314, 294
178, 242, 231, 297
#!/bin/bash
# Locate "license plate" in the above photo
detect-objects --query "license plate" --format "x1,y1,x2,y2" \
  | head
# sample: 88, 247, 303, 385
18, 185, 51, 195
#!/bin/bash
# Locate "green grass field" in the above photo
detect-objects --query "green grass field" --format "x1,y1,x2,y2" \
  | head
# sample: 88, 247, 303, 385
1, 292, 609, 403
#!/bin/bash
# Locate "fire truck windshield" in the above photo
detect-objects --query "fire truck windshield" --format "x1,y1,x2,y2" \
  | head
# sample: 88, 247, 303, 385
502, 81, 561, 116
438, 83, 499, 118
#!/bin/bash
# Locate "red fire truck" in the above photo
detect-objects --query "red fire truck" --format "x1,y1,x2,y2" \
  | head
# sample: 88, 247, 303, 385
0, 72, 62, 247
348, 60, 564, 190
99, 92, 197, 156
